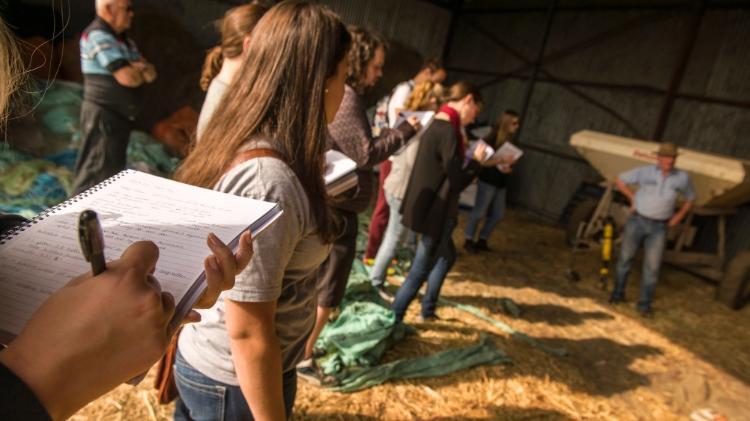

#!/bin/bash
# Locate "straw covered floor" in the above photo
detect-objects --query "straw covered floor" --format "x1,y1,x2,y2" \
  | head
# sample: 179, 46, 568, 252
73, 209, 750, 420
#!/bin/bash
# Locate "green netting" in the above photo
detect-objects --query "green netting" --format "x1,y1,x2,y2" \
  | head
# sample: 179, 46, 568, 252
314, 264, 511, 393
331, 335, 511, 393
309, 210, 568, 392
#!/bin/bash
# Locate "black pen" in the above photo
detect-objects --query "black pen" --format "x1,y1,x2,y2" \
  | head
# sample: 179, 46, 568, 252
78, 210, 107, 275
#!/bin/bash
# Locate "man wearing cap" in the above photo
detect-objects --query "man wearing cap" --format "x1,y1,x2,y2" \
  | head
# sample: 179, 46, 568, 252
609, 142, 695, 316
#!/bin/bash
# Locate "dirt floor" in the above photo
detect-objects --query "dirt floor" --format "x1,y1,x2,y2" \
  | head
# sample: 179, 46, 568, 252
73, 208, 750, 420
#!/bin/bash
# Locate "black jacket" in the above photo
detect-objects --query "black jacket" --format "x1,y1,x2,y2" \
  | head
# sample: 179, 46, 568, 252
401, 120, 481, 238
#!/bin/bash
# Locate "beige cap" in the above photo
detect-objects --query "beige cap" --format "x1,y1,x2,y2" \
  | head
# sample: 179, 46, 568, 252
657, 142, 678, 157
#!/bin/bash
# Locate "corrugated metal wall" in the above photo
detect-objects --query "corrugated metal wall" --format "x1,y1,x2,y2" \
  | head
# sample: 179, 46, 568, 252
321, 0, 452, 98
446, 8, 750, 260
322, 0, 450, 59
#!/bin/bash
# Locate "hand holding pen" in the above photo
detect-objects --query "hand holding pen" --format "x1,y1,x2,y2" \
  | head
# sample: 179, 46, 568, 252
78, 210, 107, 275
0, 213, 255, 419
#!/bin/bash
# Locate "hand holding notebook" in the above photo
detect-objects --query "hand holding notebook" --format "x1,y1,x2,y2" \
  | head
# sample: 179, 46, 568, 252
325, 150, 358, 196
0, 170, 281, 343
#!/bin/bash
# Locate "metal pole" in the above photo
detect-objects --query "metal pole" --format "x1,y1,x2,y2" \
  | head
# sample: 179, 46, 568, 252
517, 0, 557, 141
652, 0, 705, 140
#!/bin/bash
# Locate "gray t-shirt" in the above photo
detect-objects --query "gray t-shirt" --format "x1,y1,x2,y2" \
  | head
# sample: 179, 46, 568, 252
196, 78, 229, 140
178, 148, 331, 384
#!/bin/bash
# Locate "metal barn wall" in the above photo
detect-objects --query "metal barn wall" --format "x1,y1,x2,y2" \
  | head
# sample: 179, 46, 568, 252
445, 7, 750, 259
32, 0, 450, 130
321, 0, 452, 99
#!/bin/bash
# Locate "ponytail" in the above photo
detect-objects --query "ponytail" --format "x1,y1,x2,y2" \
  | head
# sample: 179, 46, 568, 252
200, 46, 224, 91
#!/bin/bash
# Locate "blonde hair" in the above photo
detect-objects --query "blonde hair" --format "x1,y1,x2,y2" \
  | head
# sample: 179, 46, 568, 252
0, 18, 22, 126
404, 81, 444, 112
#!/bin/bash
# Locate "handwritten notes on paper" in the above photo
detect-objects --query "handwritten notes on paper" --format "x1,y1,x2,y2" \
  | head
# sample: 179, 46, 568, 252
0, 170, 279, 340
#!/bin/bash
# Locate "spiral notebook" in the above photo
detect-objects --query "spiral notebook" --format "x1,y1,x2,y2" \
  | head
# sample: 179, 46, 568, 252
324, 150, 358, 196
0, 170, 282, 343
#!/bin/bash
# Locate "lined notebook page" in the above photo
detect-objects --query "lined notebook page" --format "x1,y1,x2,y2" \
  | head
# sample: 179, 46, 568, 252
0, 170, 279, 340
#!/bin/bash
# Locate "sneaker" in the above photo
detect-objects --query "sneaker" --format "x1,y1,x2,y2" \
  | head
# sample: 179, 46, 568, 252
476, 238, 490, 252
296, 358, 339, 387
463, 239, 477, 254
376, 286, 394, 302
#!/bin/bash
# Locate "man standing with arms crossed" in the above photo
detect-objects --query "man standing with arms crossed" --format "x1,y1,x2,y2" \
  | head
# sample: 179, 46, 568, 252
609, 142, 696, 317
73, 0, 157, 194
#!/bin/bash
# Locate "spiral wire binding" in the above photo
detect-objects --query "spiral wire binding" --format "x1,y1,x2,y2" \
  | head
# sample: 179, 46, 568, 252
0, 170, 134, 245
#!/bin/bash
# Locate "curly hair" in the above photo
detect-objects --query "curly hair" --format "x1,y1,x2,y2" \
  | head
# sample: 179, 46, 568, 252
404, 81, 444, 112
345, 25, 386, 95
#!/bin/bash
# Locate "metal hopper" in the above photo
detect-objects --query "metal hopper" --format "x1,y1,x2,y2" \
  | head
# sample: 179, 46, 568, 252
567, 130, 750, 310
571, 130, 750, 208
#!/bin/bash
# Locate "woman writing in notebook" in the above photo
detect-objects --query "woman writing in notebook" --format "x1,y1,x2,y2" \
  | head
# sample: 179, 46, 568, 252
0, 16, 253, 421
392, 81, 487, 323
172, 2, 350, 419
298, 26, 421, 385
369, 81, 445, 296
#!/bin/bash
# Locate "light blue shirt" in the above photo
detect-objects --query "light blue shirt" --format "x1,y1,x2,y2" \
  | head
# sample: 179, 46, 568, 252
80, 19, 141, 76
619, 165, 696, 220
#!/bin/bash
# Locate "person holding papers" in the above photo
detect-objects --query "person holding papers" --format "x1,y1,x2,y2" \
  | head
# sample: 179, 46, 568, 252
370, 81, 444, 298
392, 81, 487, 323
464, 110, 521, 254
0, 17, 253, 421
364, 58, 447, 263
297, 25, 421, 386
172, 2, 350, 419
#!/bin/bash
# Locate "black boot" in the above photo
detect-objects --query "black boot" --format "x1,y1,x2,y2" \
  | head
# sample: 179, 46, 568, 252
464, 239, 477, 254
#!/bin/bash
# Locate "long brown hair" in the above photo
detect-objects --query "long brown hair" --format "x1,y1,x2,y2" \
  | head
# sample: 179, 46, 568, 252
488, 110, 519, 147
346, 26, 386, 95
175, 1, 350, 242
199, 4, 268, 91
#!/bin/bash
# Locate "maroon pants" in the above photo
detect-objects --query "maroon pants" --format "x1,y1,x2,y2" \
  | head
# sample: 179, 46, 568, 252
364, 159, 392, 259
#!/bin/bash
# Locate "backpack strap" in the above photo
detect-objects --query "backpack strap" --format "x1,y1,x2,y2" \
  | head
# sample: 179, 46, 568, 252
227, 148, 286, 173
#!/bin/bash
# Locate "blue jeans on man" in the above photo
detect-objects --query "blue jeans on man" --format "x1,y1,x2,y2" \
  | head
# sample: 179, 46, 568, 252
464, 180, 506, 241
391, 218, 457, 321
611, 214, 667, 312
173, 350, 297, 420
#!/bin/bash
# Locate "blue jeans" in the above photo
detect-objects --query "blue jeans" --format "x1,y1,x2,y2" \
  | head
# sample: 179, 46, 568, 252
464, 180, 506, 241
173, 350, 297, 421
391, 218, 457, 321
611, 214, 667, 311
371, 192, 407, 287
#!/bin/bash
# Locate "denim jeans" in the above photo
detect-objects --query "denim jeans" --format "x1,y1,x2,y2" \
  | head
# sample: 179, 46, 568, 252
391, 218, 457, 321
611, 214, 667, 311
173, 350, 297, 421
464, 180, 506, 241
371, 192, 407, 287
